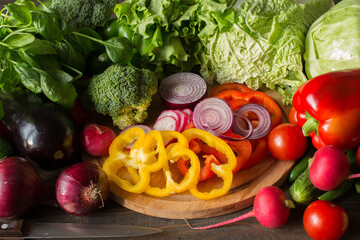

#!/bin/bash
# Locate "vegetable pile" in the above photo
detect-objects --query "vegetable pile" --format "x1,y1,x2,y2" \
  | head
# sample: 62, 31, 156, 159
1, 0, 360, 239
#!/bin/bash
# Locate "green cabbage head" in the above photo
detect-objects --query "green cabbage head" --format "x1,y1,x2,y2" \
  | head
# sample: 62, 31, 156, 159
304, 0, 360, 79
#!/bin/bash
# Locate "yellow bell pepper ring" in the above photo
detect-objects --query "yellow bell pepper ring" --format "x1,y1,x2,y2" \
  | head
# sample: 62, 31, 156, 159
108, 126, 145, 156
133, 130, 167, 172
182, 128, 237, 200
145, 131, 200, 197
189, 164, 233, 200
103, 155, 151, 194
103, 128, 167, 194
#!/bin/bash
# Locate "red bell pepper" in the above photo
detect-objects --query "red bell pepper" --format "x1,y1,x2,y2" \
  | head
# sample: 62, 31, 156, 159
216, 90, 282, 129
292, 69, 360, 150
209, 83, 253, 97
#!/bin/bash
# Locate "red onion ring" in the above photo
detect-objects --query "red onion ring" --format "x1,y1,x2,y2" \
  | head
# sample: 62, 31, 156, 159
159, 72, 207, 110
232, 103, 272, 139
192, 98, 233, 136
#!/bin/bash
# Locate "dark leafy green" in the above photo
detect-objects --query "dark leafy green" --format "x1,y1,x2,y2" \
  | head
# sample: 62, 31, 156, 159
0, 0, 84, 108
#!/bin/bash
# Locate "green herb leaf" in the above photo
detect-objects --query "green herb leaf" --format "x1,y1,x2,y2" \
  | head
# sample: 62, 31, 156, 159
14, 63, 42, 93
5, 1, 36, 25
18, 49, 41, 68
23, 38, 57, 55
74, 27, 103, 56
3, 33, 35, 48
54, 41, 86, 73
39, 69, 77, 108
104, 37, 133, 64
31, 11, 66, 41
0, 65, 20, 92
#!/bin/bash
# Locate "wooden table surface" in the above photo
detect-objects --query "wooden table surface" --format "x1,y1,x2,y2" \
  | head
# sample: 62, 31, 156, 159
1, 0, 360, 239
20, 182, 360, 240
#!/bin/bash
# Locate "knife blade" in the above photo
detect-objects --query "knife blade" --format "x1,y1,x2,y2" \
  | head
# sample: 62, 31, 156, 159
0, 219, 162, 239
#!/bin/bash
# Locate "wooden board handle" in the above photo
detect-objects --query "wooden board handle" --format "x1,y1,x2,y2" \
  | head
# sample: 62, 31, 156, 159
0, 219, 24, 237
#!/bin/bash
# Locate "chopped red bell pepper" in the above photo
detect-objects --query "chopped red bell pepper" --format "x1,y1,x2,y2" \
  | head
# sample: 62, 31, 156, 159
209, 83, 253, 97
225, 139, 252, 173
293, 69, 360, 150
241, 137, 268, 170
216, 90, 282, 129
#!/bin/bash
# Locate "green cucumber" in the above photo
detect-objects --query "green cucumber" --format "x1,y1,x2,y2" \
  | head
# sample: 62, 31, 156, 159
318, 179, 354, 201
289, 166, 322, 205
287, 148, 316, 183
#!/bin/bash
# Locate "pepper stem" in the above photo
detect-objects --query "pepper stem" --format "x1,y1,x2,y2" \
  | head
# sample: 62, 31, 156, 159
302, 112, 319, 136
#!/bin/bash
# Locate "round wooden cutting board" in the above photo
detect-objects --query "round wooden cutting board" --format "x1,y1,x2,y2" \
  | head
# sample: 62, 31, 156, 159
83, 87, 296, 219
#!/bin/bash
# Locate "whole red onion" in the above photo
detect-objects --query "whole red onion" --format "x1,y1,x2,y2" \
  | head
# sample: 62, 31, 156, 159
0, 157, 55, 219
55, 162, 110, 216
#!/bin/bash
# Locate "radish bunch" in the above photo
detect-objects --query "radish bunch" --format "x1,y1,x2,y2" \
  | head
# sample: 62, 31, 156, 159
309, 145, 360, 191
186, 186, 294, 229
153, 109, 192, 132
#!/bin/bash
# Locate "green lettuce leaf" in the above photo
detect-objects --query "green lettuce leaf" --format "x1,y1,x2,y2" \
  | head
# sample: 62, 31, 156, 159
199, 0, 332, 104
114, 0, 231, 75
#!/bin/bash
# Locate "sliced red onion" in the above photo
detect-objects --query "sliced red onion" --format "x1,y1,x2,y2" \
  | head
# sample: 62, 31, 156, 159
159, 72, 207, 110
153, 115, 179, 131
233, 103, 272, 139
192, 98, 233, 136
219, 114, 253, 141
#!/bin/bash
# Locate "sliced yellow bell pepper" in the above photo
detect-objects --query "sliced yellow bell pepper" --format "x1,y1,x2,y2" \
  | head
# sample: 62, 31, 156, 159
145, 131, 200, 197
103, 127, 167, 194
182, 128, 237, 200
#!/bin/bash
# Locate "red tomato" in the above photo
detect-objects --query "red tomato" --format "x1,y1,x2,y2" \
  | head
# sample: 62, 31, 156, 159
267, 123, 307, 161
303, 200, 349, 240
288, 107, 298, 125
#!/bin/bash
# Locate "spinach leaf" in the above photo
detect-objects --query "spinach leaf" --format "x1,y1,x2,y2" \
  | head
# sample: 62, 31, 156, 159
73, 27, 103, 56
104, 37, 132, 64
55, 41, 86, 73
23, 38, 57, 55
2, 33, 35, 48
14, 63, 42, 93
18, 49, 41, 68
31, 11, 69, 41
0, 65, 20, 92
4, 1, 36, 26
38, 69, 77, 108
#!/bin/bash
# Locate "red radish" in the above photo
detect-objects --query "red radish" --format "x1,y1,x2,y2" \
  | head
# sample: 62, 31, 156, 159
159, 72, 207, 110
0, 157, 55, 219
158, 110, 180, 122
309, 145, 360, 191
185, 186, 294, 229
55, 162, 110, 216
174, 109, 190, 132
81, 123, 116, 157
153, 116, 179, 131
309, 145, 349, 191
182, 108, 193, 117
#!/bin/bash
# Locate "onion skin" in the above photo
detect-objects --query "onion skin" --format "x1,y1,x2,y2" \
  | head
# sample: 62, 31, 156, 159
55, 162, 110, 216
0, 157, 54, 219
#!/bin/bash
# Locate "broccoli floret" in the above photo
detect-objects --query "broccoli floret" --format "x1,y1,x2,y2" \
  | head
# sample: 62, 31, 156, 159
46, 0, 118, 29
86, 65, 158, 130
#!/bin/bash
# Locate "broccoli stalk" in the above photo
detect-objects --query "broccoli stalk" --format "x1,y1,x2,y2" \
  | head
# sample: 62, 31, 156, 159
85, 65, 158, 130
45, 0, 118, 29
